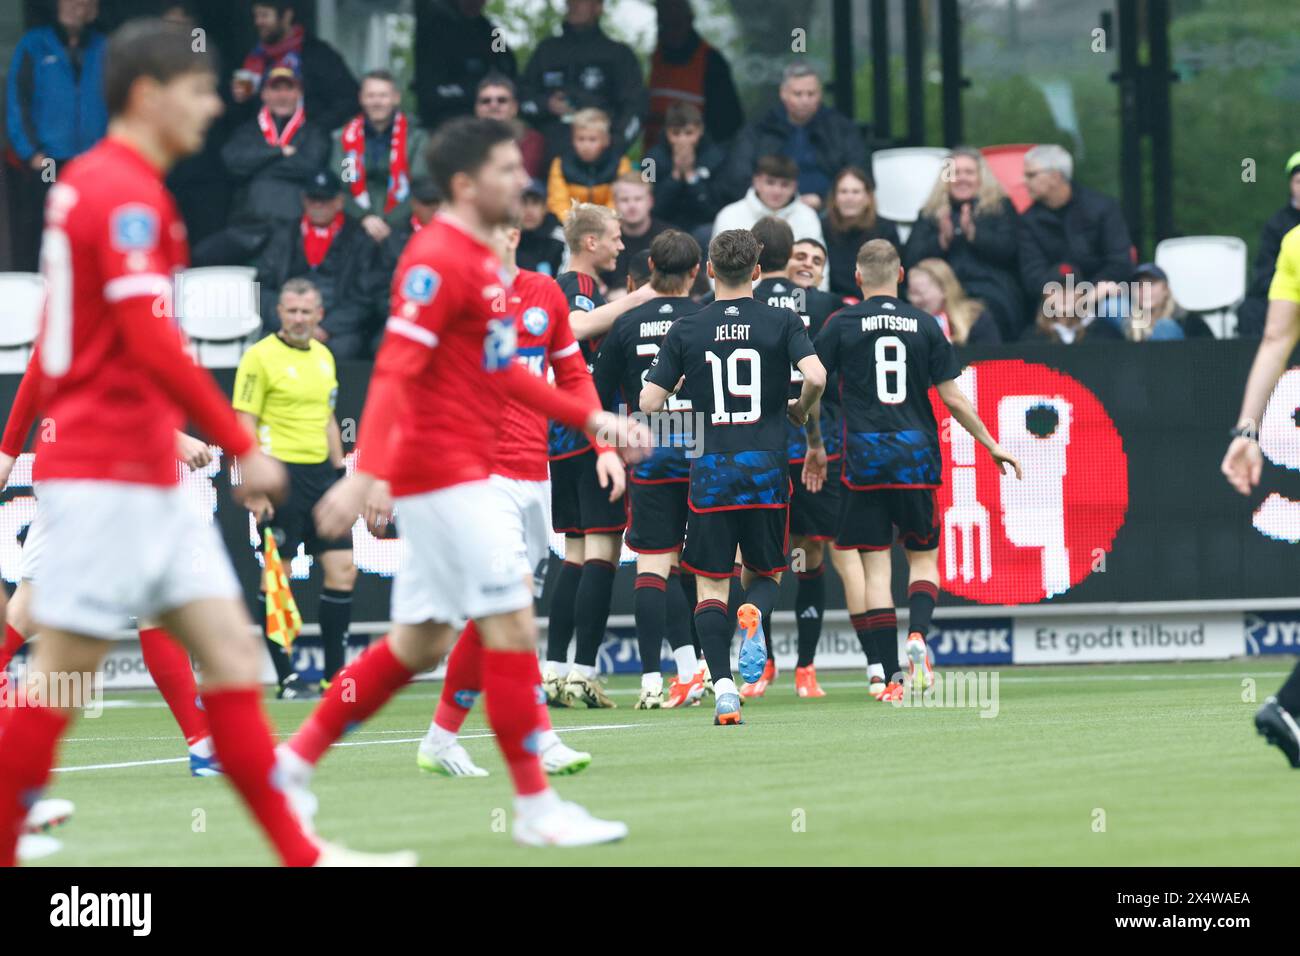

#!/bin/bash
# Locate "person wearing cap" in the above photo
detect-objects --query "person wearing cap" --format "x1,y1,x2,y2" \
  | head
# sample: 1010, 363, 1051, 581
1238, 152, 1300, 337
517, 178, 567, 276
252, 169, 385, 360
474, 73, 546, 180
222, 62, 330, 226
233, 275, 356, 699
1126, 262, 1212, 342
331, 69, 429, 245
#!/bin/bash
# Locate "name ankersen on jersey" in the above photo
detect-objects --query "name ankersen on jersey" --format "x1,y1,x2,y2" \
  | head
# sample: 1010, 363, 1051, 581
714, 324, 750, 341
857, 316, 920, 335
640, 319, 673, 338
862, 314, 919, 333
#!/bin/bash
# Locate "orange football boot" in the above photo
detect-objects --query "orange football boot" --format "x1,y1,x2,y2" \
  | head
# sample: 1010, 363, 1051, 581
664, 670, 705, 708
794, 665, 826, 698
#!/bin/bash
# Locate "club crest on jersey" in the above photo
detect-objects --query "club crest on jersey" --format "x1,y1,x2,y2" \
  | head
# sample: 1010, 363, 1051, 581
724, 305, 740, 316
484, 317, 517, 371
401, 265, 440, 304
110, 204, 159, 252
522, 307, 549, 336
574, 295, 595, 311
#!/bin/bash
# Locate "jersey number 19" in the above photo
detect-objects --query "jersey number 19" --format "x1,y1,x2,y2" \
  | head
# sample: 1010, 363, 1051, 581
705, 348, 761, 425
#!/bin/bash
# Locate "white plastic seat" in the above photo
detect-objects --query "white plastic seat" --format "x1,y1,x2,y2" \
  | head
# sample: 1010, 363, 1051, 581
175, 267, 262, 367
872, 147, 953, 243
1153, 236, 1248, 338
0, 273, 45, 373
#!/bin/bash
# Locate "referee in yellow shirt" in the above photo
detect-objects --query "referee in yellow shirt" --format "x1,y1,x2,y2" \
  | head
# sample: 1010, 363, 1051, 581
234, 277, 356, 699
1224, 221, 1300, 765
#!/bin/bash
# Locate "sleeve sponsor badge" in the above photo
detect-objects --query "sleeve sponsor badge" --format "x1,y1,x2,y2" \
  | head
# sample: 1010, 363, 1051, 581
401, 265, 440, 305
574, 295, 595, 311
110, 204, 160, 252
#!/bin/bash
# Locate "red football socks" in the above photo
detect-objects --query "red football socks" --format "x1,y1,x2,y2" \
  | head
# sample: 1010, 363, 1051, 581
0, 625, 25, 674
0, 700, 68, 867
138, 627, 209, 747
289, 636, 414, 766
482, 649, 547, 797
434, 622, 484, 734
199, 687, 319, 867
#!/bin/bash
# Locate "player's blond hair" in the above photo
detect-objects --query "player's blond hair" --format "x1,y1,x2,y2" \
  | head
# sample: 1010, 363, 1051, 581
563, 201, 619, 252
571, 108, 611, 133
856, 238, 901, 289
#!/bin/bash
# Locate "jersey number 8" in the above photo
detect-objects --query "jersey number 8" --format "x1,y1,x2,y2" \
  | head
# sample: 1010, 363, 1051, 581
875, 335, 907, 405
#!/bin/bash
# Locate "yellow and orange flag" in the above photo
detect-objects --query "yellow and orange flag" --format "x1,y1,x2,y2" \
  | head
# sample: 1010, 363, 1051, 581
263, 528, 302, 651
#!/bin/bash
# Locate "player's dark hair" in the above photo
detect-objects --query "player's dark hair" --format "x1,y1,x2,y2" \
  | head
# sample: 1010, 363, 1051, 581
425, 116, 518, 201
857, 238, 901, 289
754, 154, 798, 182
627, 249, 653, 289
709, 229, 762, 286
751, 216, 794, 272
648, 230, 700, 293
104, 18, 217, 117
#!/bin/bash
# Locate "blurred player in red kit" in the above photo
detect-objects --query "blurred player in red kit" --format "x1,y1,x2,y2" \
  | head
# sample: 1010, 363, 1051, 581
281, 116, 650, 847
0, 18, 408, 868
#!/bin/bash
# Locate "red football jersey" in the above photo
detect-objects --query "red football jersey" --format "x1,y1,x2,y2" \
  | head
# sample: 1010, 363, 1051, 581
32, 138, 251, 485
492, 268, 594, 482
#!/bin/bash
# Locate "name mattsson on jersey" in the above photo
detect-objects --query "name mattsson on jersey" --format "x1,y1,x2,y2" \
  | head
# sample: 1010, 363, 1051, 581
860, 313, 920, 333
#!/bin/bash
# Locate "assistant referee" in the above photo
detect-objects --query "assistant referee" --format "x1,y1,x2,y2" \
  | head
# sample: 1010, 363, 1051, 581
234, 277, 356, 699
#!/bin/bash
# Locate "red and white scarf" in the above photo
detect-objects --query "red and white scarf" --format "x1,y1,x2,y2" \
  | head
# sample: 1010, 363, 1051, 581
241, 24, 305, 90
258, 102, 306, 148
301, 213, 344, 269
340, 111, 411, 214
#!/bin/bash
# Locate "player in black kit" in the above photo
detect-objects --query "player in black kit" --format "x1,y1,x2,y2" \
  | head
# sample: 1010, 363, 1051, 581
592, 230, 708, 709
642, 229, 827, 725
750, 219, 845, 699
816, 240, 1021, 701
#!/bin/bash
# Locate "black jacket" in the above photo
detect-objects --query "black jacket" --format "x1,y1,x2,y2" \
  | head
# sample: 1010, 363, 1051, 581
231, 35, 359, 134
723, 104, 867, 203
412, 0, 517, 131
645, 134, 729, 233
221, 116, 330, 226
518, 212, 566, 278
1018, 184, 1134, 301
822, 213, 901, 300
519, 21, 647, 149
1238, 203, 1300, 336
253, 217, 385, 342
905, 198, 1026, 339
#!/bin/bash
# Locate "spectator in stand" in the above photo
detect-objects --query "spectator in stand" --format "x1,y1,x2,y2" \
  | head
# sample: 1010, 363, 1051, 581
231, 1, 358, 133
1239, 151, 1300, 337
1018, 144, 1133, 328
518, 179, 567, 277
412, 0, 517, 131
724, 62, 866, 210
644, 0, 743, 149
822, 167, 899, 300
223, 65, 330, 226
254, 170, 384, 360
332, 70, 428, 246
904, 147, 1024, 340
378, 175, 442, 279
519, 0, 648, 159
4, 0, 107, 271
712, 155, 825, 283
1127, 262, 1212, 342
1026, 284, 1122, 344
474, 74, 546, 180
546, 108, 633, 219
644, 102, 729, 241
601, 173, 670, 294
907, 258, 1001, 346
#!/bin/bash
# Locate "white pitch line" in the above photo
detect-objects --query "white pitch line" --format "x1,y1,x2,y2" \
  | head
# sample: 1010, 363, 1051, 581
52, 723, 643, 773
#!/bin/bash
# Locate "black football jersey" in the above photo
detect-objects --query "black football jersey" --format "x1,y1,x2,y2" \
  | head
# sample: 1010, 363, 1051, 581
646, 296, 815, 510
548, 271, 606, 459
815, 294, 960, 489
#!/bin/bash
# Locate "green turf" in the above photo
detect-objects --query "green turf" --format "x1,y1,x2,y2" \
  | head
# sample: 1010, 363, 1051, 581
30, 658, 1300, 865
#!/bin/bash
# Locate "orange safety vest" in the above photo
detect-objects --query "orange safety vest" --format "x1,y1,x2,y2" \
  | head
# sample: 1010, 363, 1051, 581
645, 40, 710, 148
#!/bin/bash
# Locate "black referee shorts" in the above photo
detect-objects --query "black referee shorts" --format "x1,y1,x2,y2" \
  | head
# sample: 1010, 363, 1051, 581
259, 460, 352, 557
549, 448, 628, 536
835, 487, 939, 552
682, 506, 789, 579
788, 459, 842, 541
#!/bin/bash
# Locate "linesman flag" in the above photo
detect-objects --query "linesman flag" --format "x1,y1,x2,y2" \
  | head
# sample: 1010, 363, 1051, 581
263, 528, 302, 650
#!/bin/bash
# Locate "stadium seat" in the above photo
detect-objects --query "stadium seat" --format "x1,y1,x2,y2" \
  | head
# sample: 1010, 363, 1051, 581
872, 147, 952, 244
175, 267, 262, 368
980, 144, 1037, 213
1153, 236, 1248, 338
0, 272, 45, 373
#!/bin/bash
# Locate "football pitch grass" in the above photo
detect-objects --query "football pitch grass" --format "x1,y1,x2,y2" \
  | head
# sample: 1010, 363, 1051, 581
30, 658, 1300, 866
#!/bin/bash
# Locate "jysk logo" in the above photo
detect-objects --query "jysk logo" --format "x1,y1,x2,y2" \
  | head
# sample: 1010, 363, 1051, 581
401, 265, 440, 305
928, 619, 1014, 665
1245, 612, 1300, 655
522, 307, 549, 336
484, 318, 517, 371
110, 204, 159, 252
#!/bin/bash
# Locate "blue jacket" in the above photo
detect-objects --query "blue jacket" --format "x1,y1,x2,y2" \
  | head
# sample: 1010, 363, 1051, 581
5, 26, 108, 162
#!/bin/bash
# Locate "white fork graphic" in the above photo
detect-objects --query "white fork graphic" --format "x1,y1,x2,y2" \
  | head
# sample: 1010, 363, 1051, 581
943, 368, 991, 582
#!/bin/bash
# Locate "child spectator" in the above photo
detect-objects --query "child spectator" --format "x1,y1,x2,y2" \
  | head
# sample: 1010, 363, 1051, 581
906, 258, 1001, 346
712, 155, 825, 287
546, 108, 632, 219
1128, 263, 1212, 341
644, 102, 729, 239
518, 179, 567, 276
